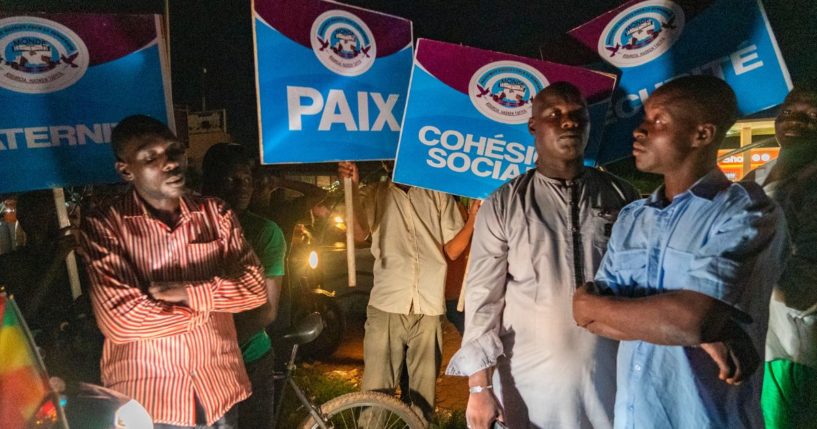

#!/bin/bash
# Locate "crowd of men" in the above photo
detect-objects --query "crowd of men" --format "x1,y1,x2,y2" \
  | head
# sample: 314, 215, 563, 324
0, 75, 815, 429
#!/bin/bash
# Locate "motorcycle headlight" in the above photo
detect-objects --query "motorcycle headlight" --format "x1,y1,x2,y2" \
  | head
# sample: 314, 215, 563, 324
114, 399, 153, 428
308, 250, 319, 270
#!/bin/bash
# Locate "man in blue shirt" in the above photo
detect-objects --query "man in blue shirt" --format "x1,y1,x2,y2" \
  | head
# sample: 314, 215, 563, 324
573, 75, 788, 428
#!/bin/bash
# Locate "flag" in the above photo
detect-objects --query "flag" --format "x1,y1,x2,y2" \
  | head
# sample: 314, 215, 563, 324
0, 295, 57, 429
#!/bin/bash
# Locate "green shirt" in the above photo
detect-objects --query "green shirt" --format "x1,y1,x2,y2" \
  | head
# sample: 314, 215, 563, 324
239, 211, 286, 278
237, 210, 286, 363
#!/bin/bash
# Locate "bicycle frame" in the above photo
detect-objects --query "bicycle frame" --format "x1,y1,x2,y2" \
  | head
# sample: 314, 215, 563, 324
271, 343, 330, 429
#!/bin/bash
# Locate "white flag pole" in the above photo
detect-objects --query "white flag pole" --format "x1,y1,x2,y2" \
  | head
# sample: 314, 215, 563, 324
53, 188, 81, 299
344, 177, 357, 287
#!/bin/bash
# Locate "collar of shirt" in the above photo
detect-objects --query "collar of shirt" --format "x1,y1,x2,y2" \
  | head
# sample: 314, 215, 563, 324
645, 169, 731, 208
121, 189, 202, 224
534, 168, 588, 187
384, 179, 413, 194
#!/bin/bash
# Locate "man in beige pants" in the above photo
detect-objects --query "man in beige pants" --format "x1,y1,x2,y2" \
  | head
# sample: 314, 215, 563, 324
338, 161, 472, 422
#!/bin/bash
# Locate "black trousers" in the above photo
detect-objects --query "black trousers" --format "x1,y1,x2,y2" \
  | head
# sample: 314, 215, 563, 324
237, 350, 276, 429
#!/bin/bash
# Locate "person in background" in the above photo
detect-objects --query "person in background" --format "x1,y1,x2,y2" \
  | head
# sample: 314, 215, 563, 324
745, 84, 817, 429
79, 115, 267, 428
447, 82, 639, 429
0, 190, 77, 330
0, 195, 18, 255
249, 167, 327, 244
0, 190, 104, 385
338, 160, 469, 422
249, 166, 328, 337
201, 142, 286, 429
573, 76, 788, 428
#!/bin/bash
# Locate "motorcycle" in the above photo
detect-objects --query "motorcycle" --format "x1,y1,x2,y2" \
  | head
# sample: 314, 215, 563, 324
282, 192, 376, 359
283, 222, 348, 360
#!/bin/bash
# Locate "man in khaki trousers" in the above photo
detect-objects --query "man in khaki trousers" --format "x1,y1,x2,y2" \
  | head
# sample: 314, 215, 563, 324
338, 161, 473, 422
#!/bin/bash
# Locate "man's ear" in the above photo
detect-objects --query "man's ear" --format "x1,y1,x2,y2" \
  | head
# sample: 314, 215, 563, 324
528, 117, 536, 136
115, 161, 134, 182
692, 123, 717, 148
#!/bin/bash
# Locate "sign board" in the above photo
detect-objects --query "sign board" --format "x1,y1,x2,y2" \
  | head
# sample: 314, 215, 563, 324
718, 147, 778, 180
252, 0, 413, 164
393, 39, 617, 199
188, 109, 226, 134
567, 0, 792, 164
0, 14, 174, 193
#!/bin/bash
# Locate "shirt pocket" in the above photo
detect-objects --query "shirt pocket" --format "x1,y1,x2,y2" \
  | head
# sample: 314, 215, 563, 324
589, 208, 619, 261
661, 246, 694, 292
186, 240, 222, 276
590, 208, 618, 244
610, 248, 648, 292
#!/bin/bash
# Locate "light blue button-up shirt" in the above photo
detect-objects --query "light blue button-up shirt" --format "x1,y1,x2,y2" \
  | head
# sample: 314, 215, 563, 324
595, 169, 788, 429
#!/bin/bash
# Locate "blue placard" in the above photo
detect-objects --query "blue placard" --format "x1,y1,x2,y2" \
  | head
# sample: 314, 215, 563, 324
0, 14, 172, 193
568, 0, 792, 164
253, 0, 413, 164
393, 39, 617, 200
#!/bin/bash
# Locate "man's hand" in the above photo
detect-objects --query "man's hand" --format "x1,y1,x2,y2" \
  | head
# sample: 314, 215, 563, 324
56, 226, 80, 260
149, 282, 189, 306
573, 282, 597, 327
466, 389, 504, 429
699, 332, 760, 385
337, 161, 359, 186
467, 200, 482, 220
265, 174, 283, 190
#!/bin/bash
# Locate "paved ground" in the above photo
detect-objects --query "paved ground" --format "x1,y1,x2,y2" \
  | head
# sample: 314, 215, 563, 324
309, 313, 469, 413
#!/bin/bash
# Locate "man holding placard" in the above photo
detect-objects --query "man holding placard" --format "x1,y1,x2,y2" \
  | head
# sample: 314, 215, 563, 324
446, 82, 639, 429
337, 161, 472, 422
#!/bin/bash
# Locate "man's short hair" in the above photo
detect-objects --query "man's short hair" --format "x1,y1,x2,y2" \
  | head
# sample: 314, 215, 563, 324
110, 115, 177, 161
532, 82, 587, 116
200, 143, 251, 195
784, 81, 817, 105
653, 75, 738, 140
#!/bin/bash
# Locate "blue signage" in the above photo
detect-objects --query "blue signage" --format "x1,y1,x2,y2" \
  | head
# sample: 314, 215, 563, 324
253, 0, 413, 164
569, 0, 792, 164
393, 39, 617, 200
0, 14, 172, 193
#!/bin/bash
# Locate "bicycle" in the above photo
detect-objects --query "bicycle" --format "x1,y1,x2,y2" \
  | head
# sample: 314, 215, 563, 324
273, 312, 425, 429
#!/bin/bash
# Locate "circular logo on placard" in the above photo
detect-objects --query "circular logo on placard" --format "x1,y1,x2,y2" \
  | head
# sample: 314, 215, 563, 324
0, 16, 89, 94
468, 61, 548, 125
598, 0, 684, 68
310, 10, 376, 76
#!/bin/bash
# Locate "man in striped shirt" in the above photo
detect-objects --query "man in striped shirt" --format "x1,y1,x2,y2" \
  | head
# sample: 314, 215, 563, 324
79, 115, 267, 428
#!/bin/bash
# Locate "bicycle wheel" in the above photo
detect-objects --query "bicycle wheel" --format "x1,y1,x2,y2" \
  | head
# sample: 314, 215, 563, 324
300, 391, 425, 429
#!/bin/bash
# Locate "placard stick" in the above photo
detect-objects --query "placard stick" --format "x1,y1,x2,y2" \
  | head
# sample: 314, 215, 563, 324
53, 188, 81, 299
344, 177, 357, 287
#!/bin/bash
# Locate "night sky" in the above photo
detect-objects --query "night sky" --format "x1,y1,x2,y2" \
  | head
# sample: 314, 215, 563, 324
4, 0, 817, 161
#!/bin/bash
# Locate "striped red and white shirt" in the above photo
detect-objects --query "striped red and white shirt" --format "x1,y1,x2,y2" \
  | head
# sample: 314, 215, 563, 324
79, 190, 266, 426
